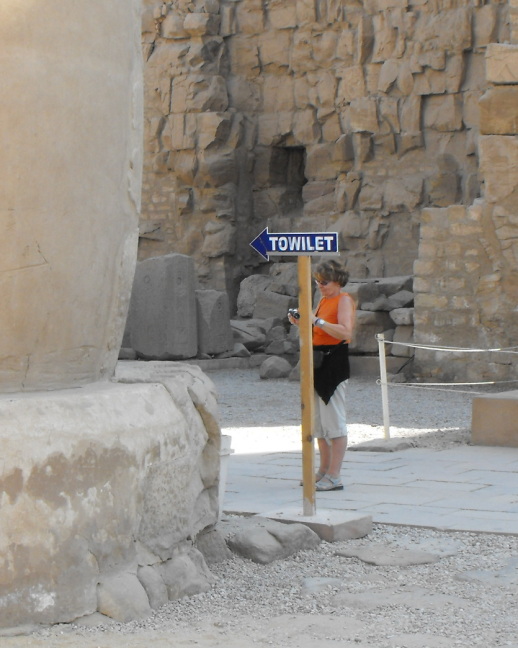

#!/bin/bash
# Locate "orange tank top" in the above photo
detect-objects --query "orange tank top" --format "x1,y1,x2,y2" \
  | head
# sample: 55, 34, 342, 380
313, 293, 354, 346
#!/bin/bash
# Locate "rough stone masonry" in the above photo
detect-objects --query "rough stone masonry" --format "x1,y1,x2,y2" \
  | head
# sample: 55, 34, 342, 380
139, 0, 518, 382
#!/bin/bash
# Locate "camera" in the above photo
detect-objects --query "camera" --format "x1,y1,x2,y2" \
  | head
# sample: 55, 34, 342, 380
288, 308, 300, 320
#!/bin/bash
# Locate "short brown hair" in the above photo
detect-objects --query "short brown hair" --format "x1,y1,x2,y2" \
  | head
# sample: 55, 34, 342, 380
314, 260, 349, 287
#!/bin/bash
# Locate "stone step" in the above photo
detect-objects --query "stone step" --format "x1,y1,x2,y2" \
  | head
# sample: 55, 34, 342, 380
471, 390, 518, 447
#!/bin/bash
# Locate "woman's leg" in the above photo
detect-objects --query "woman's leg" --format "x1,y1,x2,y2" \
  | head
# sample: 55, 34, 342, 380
317, 381, 348, 480
317, 437, 331, 475
327, 435, 347, 479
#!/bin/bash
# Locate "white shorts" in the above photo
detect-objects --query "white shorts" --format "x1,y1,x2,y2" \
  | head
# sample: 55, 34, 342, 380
314, 379, 348, 440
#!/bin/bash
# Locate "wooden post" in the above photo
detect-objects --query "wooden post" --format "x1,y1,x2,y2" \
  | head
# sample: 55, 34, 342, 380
298, 256, 316, 516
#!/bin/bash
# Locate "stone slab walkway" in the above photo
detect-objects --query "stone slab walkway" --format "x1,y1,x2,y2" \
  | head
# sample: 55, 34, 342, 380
223, 443, 518, 535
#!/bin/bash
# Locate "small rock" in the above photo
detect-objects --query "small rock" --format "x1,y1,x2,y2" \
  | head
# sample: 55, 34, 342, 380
227, 517, 321, 564
259, 356, 292, 379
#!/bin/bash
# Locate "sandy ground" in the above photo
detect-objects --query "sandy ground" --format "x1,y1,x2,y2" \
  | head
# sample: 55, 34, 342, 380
4, 369, 516, 648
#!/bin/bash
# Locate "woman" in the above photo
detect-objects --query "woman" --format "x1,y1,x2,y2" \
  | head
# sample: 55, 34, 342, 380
289, 260, 356, 491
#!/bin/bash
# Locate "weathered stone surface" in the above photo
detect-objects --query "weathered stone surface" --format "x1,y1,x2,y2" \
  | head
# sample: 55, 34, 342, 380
457, 557, 518, 587
230, 320, 267, 350
350, 438, 415, 452
158, 546, 215, 600
336, 544, 440, 566
253, 290, 297, 320
390, 308, 414, 326
479, 136, 518, 207
427, 154, 461, 207
97, 572, 152, 623
195, 528, 233, 565
137, 566, 169, 610
338, 65, 366, 101
335, 173, 362, 211
486, 43, 518, 84
424, 94, 463, 131
386, 290, 414, 310
0, 0, 142, 393
259, 356, 293, 379
128, 254, 198, 360
196, 290, 234, 355
384, 175, 423, 211
0, 372, 220, 627
350, 98, 378, 133
350, 311, 394, 354
472, 390, 518, 448
392, 325, 414, 358
226, 518, 321, 564
480, 87, 518, 135
183, 12, 220, 36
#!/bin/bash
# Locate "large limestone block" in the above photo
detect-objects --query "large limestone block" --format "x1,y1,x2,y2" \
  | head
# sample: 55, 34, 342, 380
338, 65, 366, 101
424, 94, 463, 132
237, 275, 272, 318
472, 391, 518, 447
258, 30, 292, 71
350, 310, 394, 354
196, 290, 234, 355
0, 377, 219, 627
97, 572, 151, 623
479, 136, 518, 207
350, 98, 379, 133
480, 87, 518, 135
183, 12, 220, 36
391, 325, 414, 358
269, 0, 298, 29
128, 254, 198, 360
486, 43, 518, 85
235, 0, 265, 34
0, 0, 143, 392
171, 74, 228, 114
253, 290, 297, 320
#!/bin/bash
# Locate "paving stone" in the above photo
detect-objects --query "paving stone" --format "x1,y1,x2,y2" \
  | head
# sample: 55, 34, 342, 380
335, 544, 440, 567
350, 438, 416, 452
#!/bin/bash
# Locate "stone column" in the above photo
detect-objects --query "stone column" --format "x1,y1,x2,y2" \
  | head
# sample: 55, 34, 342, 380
0, 0, 143, 392
0, 3, 221, 631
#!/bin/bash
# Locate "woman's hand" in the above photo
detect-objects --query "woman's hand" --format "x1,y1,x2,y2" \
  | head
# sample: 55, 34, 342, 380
288, 312, 300, 326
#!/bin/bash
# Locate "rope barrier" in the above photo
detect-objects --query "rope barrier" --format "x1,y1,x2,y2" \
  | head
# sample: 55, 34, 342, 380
375, 333, 518, 438
378, 339, 518, 354
375, 379, 508, 396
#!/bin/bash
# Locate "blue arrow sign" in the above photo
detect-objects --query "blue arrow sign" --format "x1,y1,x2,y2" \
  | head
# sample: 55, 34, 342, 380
250, 227, 339, 261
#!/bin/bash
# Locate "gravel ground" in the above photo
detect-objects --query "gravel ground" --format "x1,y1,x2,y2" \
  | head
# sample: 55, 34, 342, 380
8, 369, 518, 648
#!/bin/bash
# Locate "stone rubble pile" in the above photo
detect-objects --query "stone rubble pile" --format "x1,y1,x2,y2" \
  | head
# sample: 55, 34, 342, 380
123, 255, 415, 376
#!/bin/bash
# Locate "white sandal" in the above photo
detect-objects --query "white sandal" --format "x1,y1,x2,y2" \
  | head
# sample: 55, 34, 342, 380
315, 475, 344, 491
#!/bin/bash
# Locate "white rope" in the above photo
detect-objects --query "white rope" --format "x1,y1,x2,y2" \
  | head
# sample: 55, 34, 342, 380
375, 378, 518, 396
380, 339, 518, 354
374, 334, 518, 436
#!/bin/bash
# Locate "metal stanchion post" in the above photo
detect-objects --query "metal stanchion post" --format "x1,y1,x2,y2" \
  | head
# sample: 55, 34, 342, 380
377, 333, 391, 439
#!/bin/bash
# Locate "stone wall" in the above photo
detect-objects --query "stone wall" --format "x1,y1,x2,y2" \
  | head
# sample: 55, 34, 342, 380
413, 40, 518, 382
139, 0, 509, 309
